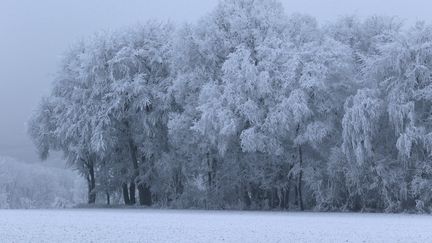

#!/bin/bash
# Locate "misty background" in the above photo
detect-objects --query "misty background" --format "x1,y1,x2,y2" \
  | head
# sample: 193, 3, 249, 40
0, 0, 430, 165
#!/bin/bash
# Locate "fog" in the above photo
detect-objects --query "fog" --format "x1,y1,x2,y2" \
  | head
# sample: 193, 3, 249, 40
0, 0, 430, 163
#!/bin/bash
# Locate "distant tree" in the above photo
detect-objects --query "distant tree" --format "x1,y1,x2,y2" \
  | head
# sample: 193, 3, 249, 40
0, 157, 84, 209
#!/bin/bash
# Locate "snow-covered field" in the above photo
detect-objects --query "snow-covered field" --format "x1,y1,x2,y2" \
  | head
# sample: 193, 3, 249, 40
0, 209, 431, 243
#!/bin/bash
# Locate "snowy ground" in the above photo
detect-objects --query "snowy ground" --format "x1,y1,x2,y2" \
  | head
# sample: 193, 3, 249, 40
0, 209, 431, 243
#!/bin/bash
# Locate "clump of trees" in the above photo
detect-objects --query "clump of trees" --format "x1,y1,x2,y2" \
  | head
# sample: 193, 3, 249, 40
29, 0, 432, 213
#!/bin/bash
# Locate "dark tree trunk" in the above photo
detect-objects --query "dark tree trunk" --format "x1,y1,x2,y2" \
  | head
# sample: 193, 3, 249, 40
274, 189, 280, 209
87, 161, 96, 204
129, 182, 136, 205
138, 184, 152, 206
298, 145, 304, 211
243, 185, 251, 209
106, 192, 110, 205
279, 188, 287, 209
174, 170, 184, 198
128, 138, 138, 205
284, 186, 290, 209
286, 164, 293, 209
125, 120, 140, 206
295, 124, 304, 211
137, 156, 153, 206
207, 152, 212, 188
128, 137, 152, 206
122, 183, 130, 205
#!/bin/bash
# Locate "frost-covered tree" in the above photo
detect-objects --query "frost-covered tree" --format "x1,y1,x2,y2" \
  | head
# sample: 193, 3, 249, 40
88, 23, 174, 206
340, 89, 400, 211
358, 22, 432, 211
29, 22, 174, 206
173, 0, 297, 208
28, 41, 102, 203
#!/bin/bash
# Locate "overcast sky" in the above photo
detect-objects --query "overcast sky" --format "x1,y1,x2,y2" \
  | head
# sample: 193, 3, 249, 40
1, 0, 431, 163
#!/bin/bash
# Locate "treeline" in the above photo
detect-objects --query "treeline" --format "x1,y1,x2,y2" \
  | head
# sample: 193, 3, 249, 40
29, 0, 432, 212
0, 157, 85, 208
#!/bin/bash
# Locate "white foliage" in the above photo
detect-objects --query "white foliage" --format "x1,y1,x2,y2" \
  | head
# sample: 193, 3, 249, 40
295, 121, 332, 147
342, 89, 384, 164
286, 89, 312, 124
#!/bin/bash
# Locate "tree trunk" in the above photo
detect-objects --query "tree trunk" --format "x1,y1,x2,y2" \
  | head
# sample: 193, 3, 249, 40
125, 120, 145, 206
122, 183, 130, 205
128, 138, 138, 205
298, 145, 304, 211
129, 182, 136, 205
106, 192, 110, 205
207, 152, 212, 188
286, 164, 293, 210
295, 124, 304, 211
243, 185, 251, 209
87, 161, 96, 204
174, 170, 184, 198
137, 156, 153, 206
128, 137, 152, 206
285, 185, 290, 209
138, 184, 152, 206
282, 167, 293, 210
274, 188, 280, 209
